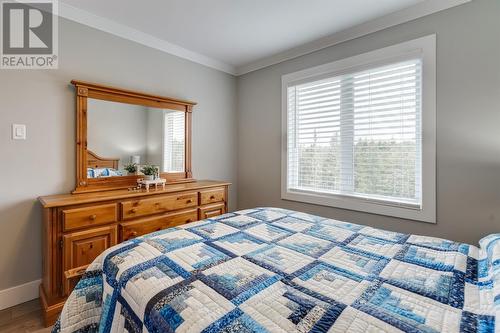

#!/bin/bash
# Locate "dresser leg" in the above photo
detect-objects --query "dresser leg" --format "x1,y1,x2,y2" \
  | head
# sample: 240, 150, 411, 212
39, 284, 65, 327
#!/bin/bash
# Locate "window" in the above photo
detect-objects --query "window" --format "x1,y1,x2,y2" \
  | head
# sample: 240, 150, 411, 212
282, 35, 436, 223
163, 110, 185, 172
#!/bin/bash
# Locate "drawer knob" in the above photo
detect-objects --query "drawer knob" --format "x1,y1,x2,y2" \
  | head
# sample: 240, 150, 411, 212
130, 231, 138, 237
186, 219, 192, 223
131, 208, 137, 213
89, 215, 97, 220
187, 199, 193, 203
210, 195, 216, 200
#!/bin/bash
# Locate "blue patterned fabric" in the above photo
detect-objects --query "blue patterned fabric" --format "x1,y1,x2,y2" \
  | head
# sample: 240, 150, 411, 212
54, 208, 499, 333
87, 167, 123, 178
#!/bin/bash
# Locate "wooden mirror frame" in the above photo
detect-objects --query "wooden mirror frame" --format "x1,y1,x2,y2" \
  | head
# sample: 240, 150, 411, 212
72, 80, 196, 193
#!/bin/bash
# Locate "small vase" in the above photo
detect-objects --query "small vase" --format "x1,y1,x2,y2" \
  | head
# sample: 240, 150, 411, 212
144, 175, 154, 181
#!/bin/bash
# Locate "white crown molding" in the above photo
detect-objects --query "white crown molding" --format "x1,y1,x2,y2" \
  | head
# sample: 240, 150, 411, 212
235, 0, 471, 75
57, 2, 237, 75
0, 279, 41, 310
33, 0, 469, 76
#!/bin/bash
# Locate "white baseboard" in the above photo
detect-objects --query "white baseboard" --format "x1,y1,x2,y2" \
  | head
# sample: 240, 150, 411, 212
0, 279, 41, 310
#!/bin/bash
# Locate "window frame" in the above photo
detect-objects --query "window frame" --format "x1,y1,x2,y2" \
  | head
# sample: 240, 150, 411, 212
281, 35, 436, 223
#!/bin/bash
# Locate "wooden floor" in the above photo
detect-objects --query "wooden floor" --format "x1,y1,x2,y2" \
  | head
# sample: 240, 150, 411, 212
0, 299, 52, 333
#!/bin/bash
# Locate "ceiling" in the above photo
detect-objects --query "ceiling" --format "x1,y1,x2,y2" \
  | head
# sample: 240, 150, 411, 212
57, 0, 468, 75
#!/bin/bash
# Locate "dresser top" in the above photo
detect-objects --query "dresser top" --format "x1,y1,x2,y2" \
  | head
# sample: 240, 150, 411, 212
39, 180, 231, 208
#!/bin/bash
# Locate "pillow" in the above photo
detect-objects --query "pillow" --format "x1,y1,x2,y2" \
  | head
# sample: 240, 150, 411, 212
87, 168, 123, 178
478, 234, 500, 311
103, 168, 122, 177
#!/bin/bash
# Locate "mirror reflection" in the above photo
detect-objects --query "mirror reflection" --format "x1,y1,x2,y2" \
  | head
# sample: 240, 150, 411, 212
87, 99, 185, 178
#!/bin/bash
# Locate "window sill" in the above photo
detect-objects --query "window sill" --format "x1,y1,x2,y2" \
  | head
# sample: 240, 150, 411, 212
281, 189, 436, 223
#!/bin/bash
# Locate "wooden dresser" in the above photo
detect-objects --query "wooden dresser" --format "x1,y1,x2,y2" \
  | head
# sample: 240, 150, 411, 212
38, 180, 230, 326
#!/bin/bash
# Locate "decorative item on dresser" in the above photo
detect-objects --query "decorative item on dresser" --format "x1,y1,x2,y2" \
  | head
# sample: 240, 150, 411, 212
37, 80, 231, 327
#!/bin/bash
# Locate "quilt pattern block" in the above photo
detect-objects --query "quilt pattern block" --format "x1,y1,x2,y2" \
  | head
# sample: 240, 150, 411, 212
55, 208, 499, 333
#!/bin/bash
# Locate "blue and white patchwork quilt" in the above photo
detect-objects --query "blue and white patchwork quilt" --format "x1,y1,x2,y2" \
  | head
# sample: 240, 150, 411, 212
54, 208, 500, 333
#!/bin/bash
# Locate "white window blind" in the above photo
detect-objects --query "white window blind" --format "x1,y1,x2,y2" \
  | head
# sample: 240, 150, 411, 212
287, 59, 422, 207
163, 111, 185, 172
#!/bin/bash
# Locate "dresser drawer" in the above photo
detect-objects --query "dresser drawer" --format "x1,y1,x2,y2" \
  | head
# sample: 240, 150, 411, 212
121, 192, 198, 220
199, 203, 226, 219
120, 209, 198, 241
199, 188, 225, 205
62, 225, 117, 296
62, 203, 118, 231
63, 226, 117, 271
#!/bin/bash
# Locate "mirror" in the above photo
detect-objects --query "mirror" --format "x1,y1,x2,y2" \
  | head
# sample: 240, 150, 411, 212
72, 80, 195, 193
87, 99, 185, 178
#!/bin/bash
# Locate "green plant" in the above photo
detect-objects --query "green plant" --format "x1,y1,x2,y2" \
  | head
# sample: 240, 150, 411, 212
141, 165, 157, 176
124, 163, 137, 173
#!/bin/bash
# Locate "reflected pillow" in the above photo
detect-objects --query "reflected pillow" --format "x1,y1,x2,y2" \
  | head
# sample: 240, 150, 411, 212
87, 167, 123, 178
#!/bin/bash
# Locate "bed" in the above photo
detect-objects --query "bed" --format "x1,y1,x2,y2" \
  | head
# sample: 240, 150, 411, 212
53, 207, 499, 333
86, 150, 123, 178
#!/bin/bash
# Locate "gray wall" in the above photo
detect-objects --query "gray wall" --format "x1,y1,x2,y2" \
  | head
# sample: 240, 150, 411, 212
146, 109, 164, 168
87, 100, 148, 170
237, 0, 500, 245
0, 18, 237, 290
